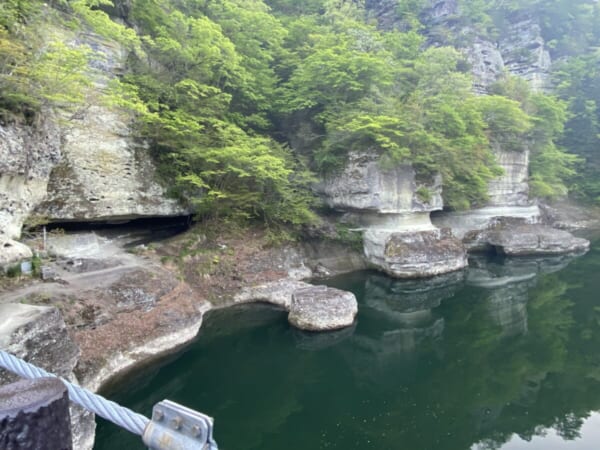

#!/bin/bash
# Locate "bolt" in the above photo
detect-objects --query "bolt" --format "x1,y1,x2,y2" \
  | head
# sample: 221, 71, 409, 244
171, 416, 183, 430
191, 425, 202, 438
153, 409, 164, 421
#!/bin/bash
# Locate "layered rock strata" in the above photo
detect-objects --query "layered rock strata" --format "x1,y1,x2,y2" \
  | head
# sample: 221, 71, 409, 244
420, 1, 551, 93
34, 33, 184, 223
0, 117, 61, 267
485, 223, 590, 255
499, 13, 552, 91
316, 152, 467, 278
0, 31, 185, 266
434, 145, 543, 245
432, 146, 589, 255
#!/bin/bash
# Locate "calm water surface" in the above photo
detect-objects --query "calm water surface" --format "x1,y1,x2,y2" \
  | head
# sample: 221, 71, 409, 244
95, 240, 600, 450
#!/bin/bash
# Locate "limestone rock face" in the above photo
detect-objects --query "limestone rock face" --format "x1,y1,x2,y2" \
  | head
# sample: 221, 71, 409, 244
315, 152, 442, 214
423, 0, 458, 20
1, 31, 185, 267
234, 279, 310, 309
36, 106, 184, 222
0, 239, 33, 268
0, 304, 95, 450
0, 117, 61, 240
430, 142, 546, 252
364, 228, 467, 278
433, 205, 541, 241
487, 145, 530, 207
0, 305, 78, 380
465, 38, 505, 94
430, 139, 585, 254
499, 14, 551, 91
316, 151, 466, 278
35, 34, 185, 222
367, 1, 551, 93
288, 286, 358, 331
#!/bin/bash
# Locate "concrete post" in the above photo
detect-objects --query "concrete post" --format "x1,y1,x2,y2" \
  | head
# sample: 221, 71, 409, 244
0, 377, 72, 450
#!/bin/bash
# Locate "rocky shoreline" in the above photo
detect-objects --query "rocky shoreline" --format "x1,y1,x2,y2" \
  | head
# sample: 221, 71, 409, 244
1, 202, 598, 448
0, 226, 369, 448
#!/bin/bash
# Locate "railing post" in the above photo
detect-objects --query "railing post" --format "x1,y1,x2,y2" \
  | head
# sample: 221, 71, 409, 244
0, 377, 72, 450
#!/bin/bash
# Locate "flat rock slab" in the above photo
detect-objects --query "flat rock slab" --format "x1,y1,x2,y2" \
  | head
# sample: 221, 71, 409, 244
235, 281, 358, 332
288, 286, 358, 331
365, 229, 468, 279
487, 225, 590, 255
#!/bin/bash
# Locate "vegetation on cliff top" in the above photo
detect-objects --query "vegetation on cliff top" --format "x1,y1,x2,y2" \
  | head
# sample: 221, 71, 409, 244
1, 0, 598, 225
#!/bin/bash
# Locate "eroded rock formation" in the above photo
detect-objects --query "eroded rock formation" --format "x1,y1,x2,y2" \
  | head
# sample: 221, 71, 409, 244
316, 151, 467, 278
0, 31, 185, 266
235, 280, 358, 331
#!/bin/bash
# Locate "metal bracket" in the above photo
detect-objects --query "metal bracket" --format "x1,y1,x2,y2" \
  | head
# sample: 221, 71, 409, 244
142, 400, 217, 450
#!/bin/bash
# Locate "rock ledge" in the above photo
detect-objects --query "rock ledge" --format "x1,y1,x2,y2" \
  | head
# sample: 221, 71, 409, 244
487, 224, 590, 255
235, 281, 358, 331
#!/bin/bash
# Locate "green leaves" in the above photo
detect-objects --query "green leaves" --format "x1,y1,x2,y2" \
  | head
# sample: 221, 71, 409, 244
475, 94, 532, 152
281, 34, 500, 209
3, 0, 596, 223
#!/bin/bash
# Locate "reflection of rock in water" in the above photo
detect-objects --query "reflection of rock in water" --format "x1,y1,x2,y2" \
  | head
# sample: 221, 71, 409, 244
346, 319, 445, 386
293, 322, 356, 351
350, 316, 444, 357
468, 254, 578, 287
364, 271, 463, 323
467, 254, 579, 337
341, 272, 457, 377
486, 282, 531, 336
377, 318, 445, 353
199, 304, 287, 342
513, 372, 547, 408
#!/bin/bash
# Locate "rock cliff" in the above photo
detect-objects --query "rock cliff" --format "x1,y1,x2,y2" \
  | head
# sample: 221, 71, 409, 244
362, 1, 590, 257
0, 31, 185, 266
367, 1, 551, 93
0, 116, 62, 266
432, 143, 544, 246
35, 33, 185, 223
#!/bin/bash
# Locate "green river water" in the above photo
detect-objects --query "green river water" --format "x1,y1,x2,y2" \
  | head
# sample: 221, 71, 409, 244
95, 239, 600, 450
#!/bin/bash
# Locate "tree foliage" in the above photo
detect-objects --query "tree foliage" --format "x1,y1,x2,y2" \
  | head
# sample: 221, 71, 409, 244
2, 0, 598, 223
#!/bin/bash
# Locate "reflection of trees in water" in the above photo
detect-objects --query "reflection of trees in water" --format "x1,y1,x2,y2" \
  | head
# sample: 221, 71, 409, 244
343, 252, 600, 450
456, 260, 600, 449
99, 247, 600, 450
201, 251, 598, 450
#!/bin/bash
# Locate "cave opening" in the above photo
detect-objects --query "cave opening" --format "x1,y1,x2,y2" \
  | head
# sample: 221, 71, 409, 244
30, 215, 193, 248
